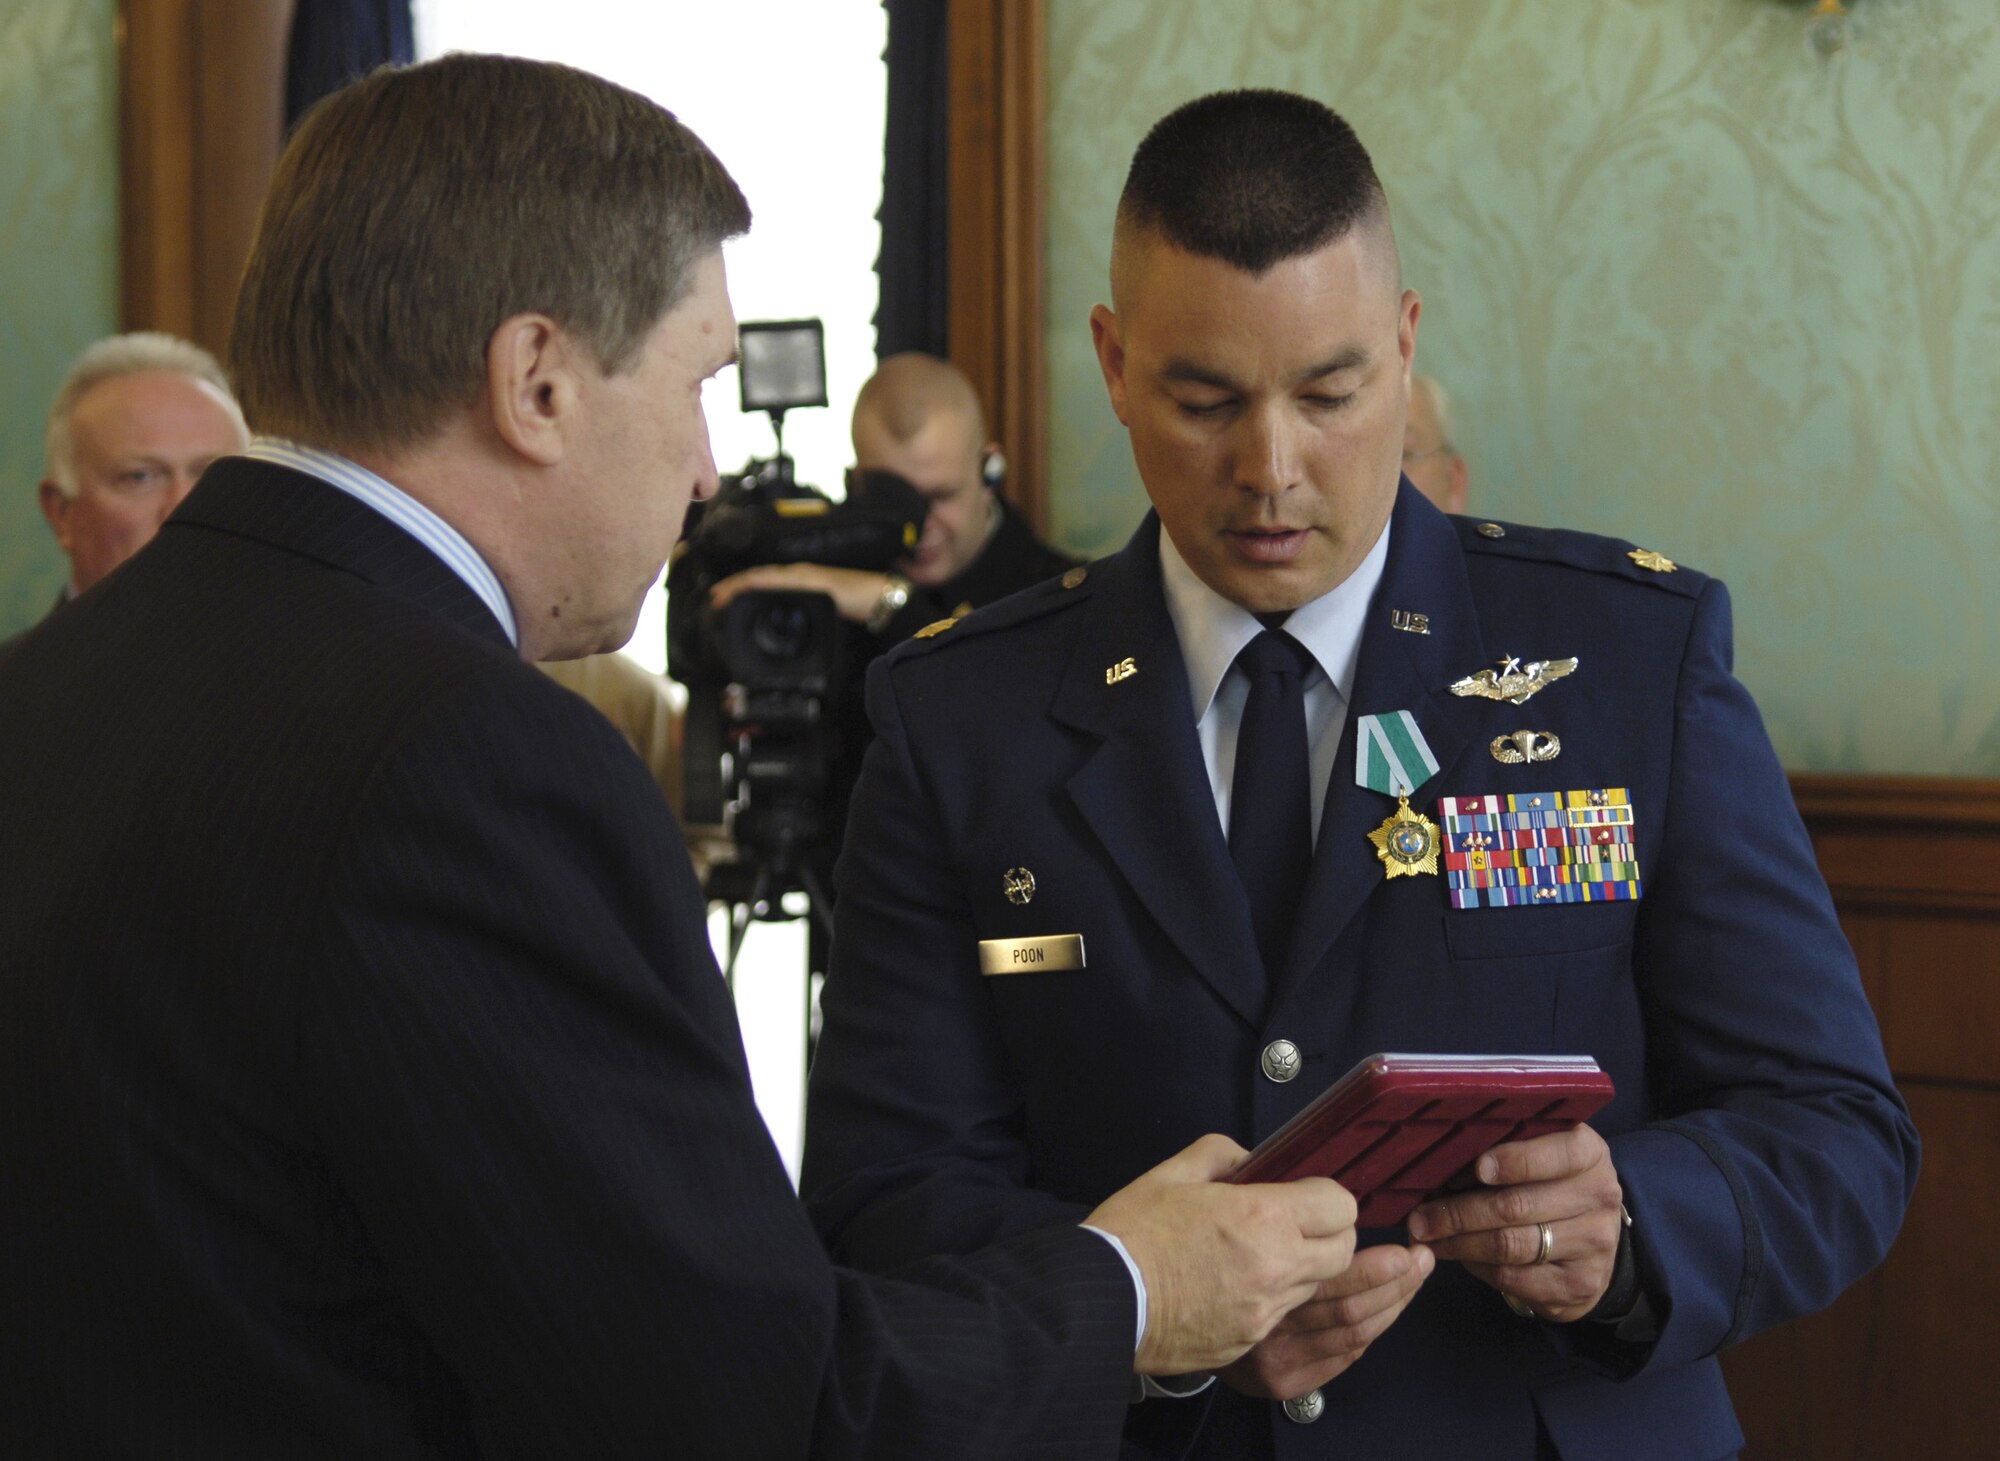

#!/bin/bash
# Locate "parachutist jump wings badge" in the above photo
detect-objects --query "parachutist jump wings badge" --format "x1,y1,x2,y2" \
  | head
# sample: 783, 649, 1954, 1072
1449, 655, 1579, 707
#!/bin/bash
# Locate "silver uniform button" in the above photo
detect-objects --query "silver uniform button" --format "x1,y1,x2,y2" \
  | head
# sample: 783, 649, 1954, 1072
1260, 1039, 1302, 1083
1477, 521, 1506, 538
1283, 1389, 1325, 1424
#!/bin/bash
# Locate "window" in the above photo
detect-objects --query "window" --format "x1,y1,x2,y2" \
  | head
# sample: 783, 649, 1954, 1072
417, 3, 888, 1177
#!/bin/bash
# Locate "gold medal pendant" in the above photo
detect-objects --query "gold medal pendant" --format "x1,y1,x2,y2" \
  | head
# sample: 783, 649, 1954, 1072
1368, 795, 1442, 879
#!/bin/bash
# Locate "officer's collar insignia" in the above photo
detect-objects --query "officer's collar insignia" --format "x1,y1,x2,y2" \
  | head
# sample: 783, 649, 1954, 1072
1628, 548, 1676, 573
1449, 655, 1578, 707
1105, 657, 1137, 685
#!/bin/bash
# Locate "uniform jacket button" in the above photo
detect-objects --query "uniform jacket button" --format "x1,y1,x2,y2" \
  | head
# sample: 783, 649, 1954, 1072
1261, 1039, 1301, 1083
1282, 1389, 1325, 1423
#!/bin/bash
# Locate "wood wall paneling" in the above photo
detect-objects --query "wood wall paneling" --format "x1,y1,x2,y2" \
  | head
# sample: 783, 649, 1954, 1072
947, 0, 1048, 534
1721, 774, 2000, 1460
119, 0, 292, 355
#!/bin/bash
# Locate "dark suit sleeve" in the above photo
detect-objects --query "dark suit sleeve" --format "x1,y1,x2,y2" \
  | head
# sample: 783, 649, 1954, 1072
805, 653, 1095, 1269
295, 663, 1133, 1460
1604, 581, 1919, 1371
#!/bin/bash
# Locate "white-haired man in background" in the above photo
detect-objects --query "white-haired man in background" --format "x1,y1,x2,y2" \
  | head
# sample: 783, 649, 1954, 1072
34, 331, 248, 604
1401, 374, 1468, 514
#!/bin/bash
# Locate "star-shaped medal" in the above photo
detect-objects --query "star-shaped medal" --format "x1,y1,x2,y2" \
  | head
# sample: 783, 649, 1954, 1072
1367, 795, 1442, 879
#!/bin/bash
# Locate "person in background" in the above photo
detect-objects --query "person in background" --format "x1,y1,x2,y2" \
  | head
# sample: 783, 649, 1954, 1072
1401, 374, 1467, 514
709, 351, 1076, 639
2, 333, 246, 660
705, 352, 1080, 935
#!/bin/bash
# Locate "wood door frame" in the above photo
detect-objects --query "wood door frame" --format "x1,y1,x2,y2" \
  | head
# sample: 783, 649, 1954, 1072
947, 0, 1048, 535
118, 0, 293, 355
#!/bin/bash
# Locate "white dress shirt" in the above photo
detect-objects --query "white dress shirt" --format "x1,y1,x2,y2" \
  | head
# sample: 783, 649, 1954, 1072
1159, 519, 1392, 847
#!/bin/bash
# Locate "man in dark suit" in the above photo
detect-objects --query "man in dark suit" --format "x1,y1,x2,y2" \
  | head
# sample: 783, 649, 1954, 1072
0, 58, 1367, 1459
803, 90, 1919, 1459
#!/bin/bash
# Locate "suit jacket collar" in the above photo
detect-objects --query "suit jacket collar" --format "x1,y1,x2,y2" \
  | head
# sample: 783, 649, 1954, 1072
168, 456, 514, 650
1271, 483, 1489, 1010
1051, 514, 1268, 1026
1049, 486, 1488, 1027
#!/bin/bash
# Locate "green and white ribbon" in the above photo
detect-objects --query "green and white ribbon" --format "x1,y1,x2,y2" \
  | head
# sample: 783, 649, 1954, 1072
1356, 711, 1440, 798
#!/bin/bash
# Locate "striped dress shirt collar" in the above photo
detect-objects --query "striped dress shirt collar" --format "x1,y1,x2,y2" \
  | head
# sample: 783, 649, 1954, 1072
243, 438, 520, 649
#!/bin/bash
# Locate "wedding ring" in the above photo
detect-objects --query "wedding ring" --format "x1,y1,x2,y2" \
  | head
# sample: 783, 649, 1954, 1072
1535, 1220, 1555, 1265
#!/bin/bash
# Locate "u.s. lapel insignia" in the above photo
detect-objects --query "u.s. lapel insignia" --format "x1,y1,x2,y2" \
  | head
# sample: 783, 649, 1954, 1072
1368, 795, 1442, 879
1628, 548, 1676, 573
1002, 867, 1037, 906
1105, 657, 1137, 685
1390, 609, 1431, 635
1491, 729, 1562, 764
1448, 655, 1579, 707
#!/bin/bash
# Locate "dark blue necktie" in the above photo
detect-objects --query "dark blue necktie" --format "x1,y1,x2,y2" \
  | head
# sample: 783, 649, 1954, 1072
1228, 629, 1316, 979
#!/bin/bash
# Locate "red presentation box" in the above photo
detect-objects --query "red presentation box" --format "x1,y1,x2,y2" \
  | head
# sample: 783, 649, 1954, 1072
1229, 1053, 1615, 1226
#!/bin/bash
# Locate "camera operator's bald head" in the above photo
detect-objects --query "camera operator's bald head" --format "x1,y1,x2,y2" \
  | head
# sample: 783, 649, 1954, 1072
852, 353, 988, 451
852, 353, 999, 587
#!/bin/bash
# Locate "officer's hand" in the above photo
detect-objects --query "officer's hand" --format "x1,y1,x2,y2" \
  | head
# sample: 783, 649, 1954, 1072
1407, 1123, 1623, 1322
707, 563, 888, 625
1084, 1134, 1358, 1376
1218, 1242, 1433, 1399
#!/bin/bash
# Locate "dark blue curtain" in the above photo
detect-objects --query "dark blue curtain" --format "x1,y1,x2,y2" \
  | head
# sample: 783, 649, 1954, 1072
874, 0, 949, 359
285, 0, 416, 132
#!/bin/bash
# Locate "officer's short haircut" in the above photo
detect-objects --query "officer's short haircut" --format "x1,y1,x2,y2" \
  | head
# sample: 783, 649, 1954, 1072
1117, 89, 1388, 275
232, 53, 751, 456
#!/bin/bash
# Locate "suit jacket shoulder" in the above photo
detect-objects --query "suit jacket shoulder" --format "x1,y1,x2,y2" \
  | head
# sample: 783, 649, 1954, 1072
1451, 513, 1708, 600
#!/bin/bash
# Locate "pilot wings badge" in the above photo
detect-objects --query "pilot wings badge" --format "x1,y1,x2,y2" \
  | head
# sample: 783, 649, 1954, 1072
1448, 655, 1579, 707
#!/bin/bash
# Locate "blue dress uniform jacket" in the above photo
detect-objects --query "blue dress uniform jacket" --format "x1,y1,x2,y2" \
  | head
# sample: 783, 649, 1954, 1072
0, 458, 1139, 1460
804, 483, 1919, 1461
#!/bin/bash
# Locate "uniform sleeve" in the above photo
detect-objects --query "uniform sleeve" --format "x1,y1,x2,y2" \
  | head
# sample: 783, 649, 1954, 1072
297, 665, 1133, 1459
1607, 579, 1919, 1372
805, 653, 1096, 1270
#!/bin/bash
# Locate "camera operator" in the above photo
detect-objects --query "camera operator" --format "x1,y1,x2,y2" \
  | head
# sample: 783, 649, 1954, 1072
706, 351, 1076, 643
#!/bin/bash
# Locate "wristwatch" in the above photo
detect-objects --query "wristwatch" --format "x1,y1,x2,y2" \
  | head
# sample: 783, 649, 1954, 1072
867, 574, 911, 635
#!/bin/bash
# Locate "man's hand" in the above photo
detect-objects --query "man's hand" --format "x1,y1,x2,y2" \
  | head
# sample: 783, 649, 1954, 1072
1084, 1134, 1358, 1376
707, 562, 889, 625
1219, 1242, 1433, 1398
1406, 1124, 1623, 1323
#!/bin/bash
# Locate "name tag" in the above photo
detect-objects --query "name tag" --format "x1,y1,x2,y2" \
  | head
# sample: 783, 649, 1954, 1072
978, 934, 1087, 975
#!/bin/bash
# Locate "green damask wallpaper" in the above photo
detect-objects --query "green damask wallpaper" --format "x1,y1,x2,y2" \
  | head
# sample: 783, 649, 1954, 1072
1046, 0, 2000, 775
0, 0, 119, 638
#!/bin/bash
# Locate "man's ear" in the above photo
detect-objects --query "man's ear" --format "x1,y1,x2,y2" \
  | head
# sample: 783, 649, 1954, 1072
1089, 304, 1132, 426
37, 480, 74, 553
485, 313, 579, 467
1397, 289, 1422, 386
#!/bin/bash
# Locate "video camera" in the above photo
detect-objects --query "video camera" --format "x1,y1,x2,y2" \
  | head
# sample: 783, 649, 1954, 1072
665, 320, 928, 915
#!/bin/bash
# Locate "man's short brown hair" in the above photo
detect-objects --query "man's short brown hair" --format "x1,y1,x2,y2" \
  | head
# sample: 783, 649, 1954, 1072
231, 53, 751, 455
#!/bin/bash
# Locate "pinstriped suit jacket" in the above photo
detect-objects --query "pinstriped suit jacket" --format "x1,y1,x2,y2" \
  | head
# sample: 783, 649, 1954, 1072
0, 457, 1133, 1460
